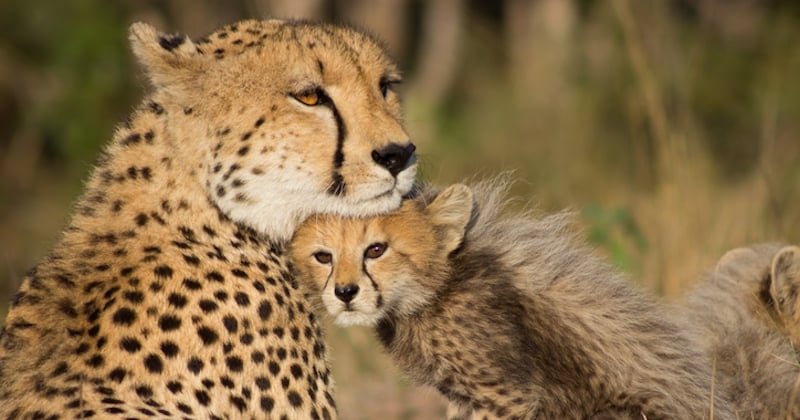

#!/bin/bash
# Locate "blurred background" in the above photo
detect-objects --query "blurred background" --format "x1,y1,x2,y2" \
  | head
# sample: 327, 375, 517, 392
1, 0, 799, 418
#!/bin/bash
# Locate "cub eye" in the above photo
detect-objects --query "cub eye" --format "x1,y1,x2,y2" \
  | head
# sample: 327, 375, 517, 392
364, 243, 387, 259
313, 251, 332, 264
293, 89, 323, 106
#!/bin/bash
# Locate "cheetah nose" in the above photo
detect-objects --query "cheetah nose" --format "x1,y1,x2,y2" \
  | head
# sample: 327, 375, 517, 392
334, 284, 360, 303
372, 143, 416, 177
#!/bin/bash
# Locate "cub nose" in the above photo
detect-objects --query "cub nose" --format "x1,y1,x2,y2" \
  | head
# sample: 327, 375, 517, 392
334, 284, 360, 303
372, 143, 416, 176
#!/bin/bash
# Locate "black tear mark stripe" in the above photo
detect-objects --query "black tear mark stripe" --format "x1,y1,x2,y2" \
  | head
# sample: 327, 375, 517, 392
321, 93, 347, 196
362, 263, 380, 292
363, 264, 383, 308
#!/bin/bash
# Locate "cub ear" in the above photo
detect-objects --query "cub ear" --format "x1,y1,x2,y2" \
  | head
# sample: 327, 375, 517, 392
426, 184, 474, 254
715, 247, 757, 274
770, 245, 800, 320
129, 22, 204, 91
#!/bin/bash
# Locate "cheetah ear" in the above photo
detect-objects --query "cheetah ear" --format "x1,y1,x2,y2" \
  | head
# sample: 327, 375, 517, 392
129, 22, 205, 92
426, 184, 474, 254
770, 246, 800, 320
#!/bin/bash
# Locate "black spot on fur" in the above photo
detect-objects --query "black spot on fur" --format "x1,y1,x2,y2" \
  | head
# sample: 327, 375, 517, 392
159, 34, 186, 51
290, 364, 303, 379
158, 314, 181, 331
121, 133, 141, 146
197, 326, 219, 345
268, 361, 280, 375
160, 341, 179, 358
226, 356, 244, 372
154, 265, 173, 279
135, 213, 149, 226
198, 299, 218, 313
220, 375, 235, 389
108, 368, 126, 383
148, 101, 165, 115
258, 300, 272, 320
123, 291, 144, 303
261, 396, 275, 412
184, 254, 201, 266
86, 354, 104, 368
144, 354, 164, 373
183, 278, 202, 290
168, 293, 188, 308
223, 316, 238, 333
112, 307, 137, 326
288, 390, 303, 407
187, 357, 204, 374
195, 389, 211, 405
234, 292, 250, 306
167, 381, 183, 393
206, 271, 225, 282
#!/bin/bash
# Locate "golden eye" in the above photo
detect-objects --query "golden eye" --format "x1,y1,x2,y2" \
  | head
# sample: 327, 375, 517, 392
293, 89, 323, 106
313, 251, 332, 264
364, 243, 387, 259
379, 77, 401, 99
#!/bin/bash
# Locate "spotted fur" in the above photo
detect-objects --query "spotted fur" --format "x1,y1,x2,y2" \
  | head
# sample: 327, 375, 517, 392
682, 243, 800, 418
291, 179, 732, 419
0, 19, 417, 418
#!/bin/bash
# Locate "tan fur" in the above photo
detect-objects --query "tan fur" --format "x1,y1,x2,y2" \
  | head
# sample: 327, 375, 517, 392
292, 179, 733, 419
683, 243, 800, 418
0, 19, 418, 418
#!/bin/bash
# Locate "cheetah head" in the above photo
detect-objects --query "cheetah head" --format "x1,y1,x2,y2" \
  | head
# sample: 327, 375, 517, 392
129, 20, 417, 241
770, 246, 800, 346
290, 184, 474, 326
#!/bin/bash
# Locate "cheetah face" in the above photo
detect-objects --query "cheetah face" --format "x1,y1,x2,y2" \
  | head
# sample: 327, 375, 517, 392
130, 20, 417, 241
770, 246, 800, 345
290, 185, 473, 325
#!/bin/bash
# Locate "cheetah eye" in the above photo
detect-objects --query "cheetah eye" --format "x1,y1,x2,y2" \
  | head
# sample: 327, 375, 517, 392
292, 88, 325, 106
379, 77, 401, 99
313, 251, 332, 264
364, 243, 387, 259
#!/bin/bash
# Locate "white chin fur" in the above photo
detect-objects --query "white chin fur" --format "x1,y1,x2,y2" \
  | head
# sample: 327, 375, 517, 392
216, 163, 417, 242
333, 311, 381, 327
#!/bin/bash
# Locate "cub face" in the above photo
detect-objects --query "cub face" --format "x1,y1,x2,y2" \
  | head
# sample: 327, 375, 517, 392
129, 20, 417, 240
715, 244, 800, 347
290, 184, 473, 325
770, 246, 800, 346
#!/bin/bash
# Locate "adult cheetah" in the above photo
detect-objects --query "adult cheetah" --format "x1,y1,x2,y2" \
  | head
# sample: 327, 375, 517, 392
0, 19, 417, 419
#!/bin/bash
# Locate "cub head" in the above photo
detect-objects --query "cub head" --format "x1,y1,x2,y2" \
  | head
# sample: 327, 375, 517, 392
129, 20, 417, 241
770, 245, 800, 345
290, 184, 473, 326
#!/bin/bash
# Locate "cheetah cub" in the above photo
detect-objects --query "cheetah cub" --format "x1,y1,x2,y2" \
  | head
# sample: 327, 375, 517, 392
683, 243, 800, 417
291, 180, 733, 419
